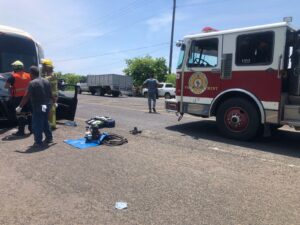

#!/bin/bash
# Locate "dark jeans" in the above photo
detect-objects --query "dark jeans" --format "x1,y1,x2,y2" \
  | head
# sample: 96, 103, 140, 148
148, 92, 156, 110
32, 104, 53, 144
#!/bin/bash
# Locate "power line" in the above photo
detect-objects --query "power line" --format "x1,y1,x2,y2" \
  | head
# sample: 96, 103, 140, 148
44, 0, 151, 46
50, 10, 168, 54
177, 0, 230, 8
55, 42, 169, 62
86, 45, 169, 71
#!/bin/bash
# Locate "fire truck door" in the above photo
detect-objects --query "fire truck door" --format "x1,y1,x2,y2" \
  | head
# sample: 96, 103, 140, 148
183, 36, 222, 101
289, 31, 300, 95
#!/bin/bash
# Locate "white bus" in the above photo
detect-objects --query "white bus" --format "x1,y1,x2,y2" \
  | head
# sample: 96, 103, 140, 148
0, 25, 44, 97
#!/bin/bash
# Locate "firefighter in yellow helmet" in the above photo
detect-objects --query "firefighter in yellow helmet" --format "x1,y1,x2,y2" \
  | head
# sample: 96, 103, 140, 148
41, 59, 58, 130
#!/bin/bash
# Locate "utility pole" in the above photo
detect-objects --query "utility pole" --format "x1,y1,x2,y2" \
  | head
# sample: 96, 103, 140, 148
169, 0, 176, 74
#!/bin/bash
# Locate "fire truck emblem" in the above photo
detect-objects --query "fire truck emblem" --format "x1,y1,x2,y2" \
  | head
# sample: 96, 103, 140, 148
188, 72, 208, 95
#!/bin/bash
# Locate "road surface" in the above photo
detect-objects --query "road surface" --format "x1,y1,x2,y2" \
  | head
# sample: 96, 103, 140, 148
0, 94, 299, 225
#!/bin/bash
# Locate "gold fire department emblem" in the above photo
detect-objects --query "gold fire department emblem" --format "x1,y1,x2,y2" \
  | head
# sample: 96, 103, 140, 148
188, 72, 208, 95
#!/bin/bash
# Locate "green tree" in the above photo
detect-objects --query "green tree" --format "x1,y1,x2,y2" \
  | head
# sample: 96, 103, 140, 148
165, 73, 176, 86
123, 56, 168, 86
60, 73, 82, 85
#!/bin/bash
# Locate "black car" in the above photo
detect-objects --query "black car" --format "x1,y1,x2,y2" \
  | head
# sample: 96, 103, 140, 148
0, 73, 78, 128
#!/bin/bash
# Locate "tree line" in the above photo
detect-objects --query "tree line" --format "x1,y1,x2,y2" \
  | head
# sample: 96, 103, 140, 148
56, 56, 176, 87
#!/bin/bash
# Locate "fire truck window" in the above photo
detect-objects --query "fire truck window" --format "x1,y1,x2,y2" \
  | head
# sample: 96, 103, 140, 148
187, 38, 218, 68
176, 44, 185, 69
236, 31, 274, 66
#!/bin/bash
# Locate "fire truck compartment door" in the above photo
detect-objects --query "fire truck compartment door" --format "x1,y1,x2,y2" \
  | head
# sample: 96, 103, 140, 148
221, 28, 286, 106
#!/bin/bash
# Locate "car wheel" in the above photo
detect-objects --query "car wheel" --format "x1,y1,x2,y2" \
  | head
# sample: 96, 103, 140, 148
165, 93, 171, 99
144, 92, 148, 98
216, 98, 260, 141
100, 89, 105, 96
112, 91, 120, 97
78, 87, 82, 94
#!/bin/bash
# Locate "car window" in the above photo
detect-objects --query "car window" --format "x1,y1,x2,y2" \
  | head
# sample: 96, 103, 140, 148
0, 73, 11, 97
165, 84, 173, 88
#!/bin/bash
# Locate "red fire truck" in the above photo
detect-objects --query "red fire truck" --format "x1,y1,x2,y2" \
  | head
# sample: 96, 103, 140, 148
166, 21, 300, 140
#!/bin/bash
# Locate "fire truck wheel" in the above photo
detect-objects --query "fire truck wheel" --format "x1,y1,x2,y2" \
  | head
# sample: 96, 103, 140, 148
216, 98, 260, 141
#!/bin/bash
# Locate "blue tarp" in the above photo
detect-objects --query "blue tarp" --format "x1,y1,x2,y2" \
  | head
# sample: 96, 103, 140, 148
64, 138, 99, 149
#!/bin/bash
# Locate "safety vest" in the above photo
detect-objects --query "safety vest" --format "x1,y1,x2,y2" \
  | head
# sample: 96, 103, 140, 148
11, 72, 31, 97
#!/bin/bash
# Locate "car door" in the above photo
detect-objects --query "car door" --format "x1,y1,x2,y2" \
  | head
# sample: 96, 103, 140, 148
0, 73, 16, 124
56, 85, 78, 121
157, 83, 164, 96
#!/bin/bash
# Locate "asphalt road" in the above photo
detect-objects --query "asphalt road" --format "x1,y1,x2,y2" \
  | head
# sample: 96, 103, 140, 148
0, 93, 299, 225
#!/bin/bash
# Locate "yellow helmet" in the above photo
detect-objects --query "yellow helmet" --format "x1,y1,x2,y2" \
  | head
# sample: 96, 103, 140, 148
41, 58, 54, 68
11, 60, 24, 71
11, 60, 24, 67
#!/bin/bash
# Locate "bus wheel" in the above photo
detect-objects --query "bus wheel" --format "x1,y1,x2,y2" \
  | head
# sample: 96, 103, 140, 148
216, 98, 260, 141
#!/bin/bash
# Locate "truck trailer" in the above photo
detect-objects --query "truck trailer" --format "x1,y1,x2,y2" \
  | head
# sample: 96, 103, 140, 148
87, 74, 133, 97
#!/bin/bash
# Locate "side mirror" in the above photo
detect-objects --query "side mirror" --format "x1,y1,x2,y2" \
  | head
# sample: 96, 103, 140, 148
176, 40, 183, 47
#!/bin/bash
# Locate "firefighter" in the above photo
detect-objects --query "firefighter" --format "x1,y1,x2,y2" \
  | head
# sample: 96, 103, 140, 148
41, 59, 58, 130
4, 60, 32, 136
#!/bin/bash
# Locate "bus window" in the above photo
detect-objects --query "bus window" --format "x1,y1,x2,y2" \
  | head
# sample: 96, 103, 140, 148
0, 34, 38, 73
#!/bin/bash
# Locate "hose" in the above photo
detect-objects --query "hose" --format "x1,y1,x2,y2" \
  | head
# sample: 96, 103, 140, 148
102, 133, 128, 146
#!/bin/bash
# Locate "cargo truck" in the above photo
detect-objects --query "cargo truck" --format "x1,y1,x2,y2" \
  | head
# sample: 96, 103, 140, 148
87, 74, 133, 97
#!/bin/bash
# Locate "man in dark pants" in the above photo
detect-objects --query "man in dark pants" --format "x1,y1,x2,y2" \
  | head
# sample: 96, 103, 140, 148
17, 66, 53, 147
5, 60, 32, 136
143, 74, 159, 113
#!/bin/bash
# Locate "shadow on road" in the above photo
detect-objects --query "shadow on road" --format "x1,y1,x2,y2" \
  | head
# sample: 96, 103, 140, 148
166, 120, 300, 158
15, 143, 56, 154
2, 133, 31, 141
0, 127, 14, 135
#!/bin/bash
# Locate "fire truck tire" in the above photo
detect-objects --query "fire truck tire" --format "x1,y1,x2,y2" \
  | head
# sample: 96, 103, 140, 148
216, 98, 260, 141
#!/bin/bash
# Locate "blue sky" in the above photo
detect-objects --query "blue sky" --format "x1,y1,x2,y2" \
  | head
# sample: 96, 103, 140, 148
0, 0, 299, 75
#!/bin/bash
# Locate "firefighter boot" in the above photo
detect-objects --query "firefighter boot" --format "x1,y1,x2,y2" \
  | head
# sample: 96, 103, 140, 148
49, 105, 56, 130
13, 125, 25, 136
13, 116, 26, 136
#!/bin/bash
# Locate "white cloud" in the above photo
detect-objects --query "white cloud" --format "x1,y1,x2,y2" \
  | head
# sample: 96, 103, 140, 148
146, 12, 187, 32
147, 13, 172, 32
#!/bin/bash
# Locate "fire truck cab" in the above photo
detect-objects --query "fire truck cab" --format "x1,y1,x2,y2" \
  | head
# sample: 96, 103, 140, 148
166, 21, 300, 140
